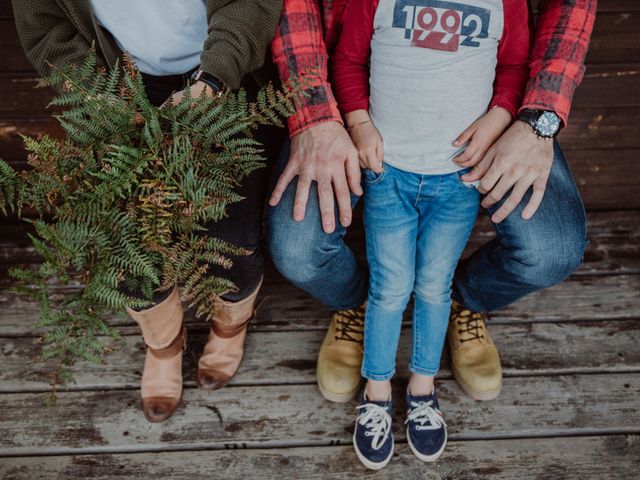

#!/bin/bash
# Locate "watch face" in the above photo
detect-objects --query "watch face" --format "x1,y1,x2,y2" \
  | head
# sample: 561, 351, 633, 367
535, 111, 561, 137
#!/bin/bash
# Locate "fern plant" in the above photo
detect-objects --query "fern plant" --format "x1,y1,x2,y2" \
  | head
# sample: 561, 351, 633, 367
0, 52, 297, 401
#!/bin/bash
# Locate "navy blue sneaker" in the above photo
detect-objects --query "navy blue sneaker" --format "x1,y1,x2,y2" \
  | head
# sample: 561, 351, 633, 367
353, 393, 394, 470
405, 389, 447, 462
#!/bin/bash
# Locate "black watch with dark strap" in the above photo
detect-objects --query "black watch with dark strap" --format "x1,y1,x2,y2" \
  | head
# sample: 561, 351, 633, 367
190, 70, 229, 96
517, 109, 562, 139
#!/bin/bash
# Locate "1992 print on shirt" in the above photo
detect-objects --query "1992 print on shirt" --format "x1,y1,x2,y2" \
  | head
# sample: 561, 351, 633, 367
392, 0, 492, 51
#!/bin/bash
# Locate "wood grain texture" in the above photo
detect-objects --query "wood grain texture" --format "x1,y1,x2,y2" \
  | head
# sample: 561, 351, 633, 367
1, 320, 638, 392
2, 209, 639, 272
2, 435, 639, 480
2, 121, 639, 210
0, 273, 638, 337
2, 65, 638, 119
558, 108, 640, 150
587, 11, 640, 64
0, 373, 638, 455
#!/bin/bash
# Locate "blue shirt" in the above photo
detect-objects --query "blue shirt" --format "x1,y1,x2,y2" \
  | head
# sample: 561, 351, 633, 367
90, 0, 208, 76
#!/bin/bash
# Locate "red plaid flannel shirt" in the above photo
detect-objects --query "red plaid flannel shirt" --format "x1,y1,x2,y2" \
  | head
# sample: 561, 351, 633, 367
271, 0, 597, 136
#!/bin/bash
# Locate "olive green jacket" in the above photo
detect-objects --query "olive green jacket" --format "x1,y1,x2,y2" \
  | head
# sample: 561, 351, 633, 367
11, 0, 282, 89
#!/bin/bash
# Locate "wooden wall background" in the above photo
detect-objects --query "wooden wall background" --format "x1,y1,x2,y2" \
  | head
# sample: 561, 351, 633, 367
1, 0, 640, 213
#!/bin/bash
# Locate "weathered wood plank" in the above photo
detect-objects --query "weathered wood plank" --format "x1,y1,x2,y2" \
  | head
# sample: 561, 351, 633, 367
0, 151, 638, 212
0, 274, 638, 336
572, 64, 640, 107
0, 118, 64, 165
558, 108, 640, 150
2, 208, 639, 273
2, 110, 637, 160
2, 320, 638, 392
568, 149, 640, 210
587, 11, 640, 64
4, 65, 639, 119
2, 435, 638, 480
0, 374, 638, 455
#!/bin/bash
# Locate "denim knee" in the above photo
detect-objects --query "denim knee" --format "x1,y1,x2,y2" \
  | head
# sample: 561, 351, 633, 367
368, 282, 413, 311
412, 284, 452, 305
510, 230, 587, 288
267, 231, 314, 285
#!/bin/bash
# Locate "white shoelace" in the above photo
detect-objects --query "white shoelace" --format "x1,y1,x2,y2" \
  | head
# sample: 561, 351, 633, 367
405, 399, 447, 431
356, 403, 392, 450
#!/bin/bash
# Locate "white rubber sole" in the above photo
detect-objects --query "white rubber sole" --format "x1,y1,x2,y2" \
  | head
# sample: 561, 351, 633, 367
406, 426, 447, 462
353, 430, 394, 470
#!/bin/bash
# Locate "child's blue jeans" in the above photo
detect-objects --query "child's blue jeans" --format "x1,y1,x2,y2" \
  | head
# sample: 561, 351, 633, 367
361, 163, 480, 380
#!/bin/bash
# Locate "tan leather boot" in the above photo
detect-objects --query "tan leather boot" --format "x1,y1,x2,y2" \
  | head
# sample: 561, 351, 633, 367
197, 279, 262, 390
316, 304, 365, 403
447, 301, 502, 401
126, 286, 186, 422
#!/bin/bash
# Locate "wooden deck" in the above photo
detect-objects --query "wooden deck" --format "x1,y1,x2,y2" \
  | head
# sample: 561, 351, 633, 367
1, 1, 640, 478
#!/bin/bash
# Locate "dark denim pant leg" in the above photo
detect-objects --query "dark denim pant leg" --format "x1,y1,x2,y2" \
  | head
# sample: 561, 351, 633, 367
265, 139, 368, 311
126, 73, 281, 307
452, 141, 588, 312
200, 87, 285, 302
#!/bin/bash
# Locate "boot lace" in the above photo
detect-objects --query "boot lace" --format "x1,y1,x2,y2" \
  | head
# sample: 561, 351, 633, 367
334, 307, 365, 343
356, 403, 392, 450
405, 399, 446, 431
453, 307, 486, 344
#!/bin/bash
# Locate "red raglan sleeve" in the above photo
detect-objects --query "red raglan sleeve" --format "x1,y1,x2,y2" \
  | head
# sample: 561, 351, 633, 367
489, 0, 532, 118
521, 0, 597, 125
331, 0, 377, 115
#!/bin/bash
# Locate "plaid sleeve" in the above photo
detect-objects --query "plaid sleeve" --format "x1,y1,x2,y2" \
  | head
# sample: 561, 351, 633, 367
520, 0, 597, 125
271, 0, 343, 137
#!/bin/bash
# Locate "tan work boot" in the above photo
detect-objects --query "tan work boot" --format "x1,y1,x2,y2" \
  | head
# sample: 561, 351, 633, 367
447, 301, 502, 401
127, 286, 186, 423
317, 304, 365, 403
197, 279, 262, 390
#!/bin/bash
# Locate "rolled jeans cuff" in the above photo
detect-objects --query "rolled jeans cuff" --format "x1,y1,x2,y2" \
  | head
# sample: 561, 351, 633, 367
409, 363, 440, 377
361, 368, 395, 382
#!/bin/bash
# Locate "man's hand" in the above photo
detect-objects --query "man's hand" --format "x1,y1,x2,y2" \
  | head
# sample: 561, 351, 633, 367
461, 120, 554, 224
268, 121, 362, 234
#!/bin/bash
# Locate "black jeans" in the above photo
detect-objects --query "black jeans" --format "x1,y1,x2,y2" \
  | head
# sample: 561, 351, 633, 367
131, 70, 283, 304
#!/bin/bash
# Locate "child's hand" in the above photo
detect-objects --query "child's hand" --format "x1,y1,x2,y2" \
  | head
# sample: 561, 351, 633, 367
452, 106, 513, 168
345, 110, 384, 173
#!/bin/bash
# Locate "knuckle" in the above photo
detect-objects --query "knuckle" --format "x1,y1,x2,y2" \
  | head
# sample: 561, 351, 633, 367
503, 200, 517, 211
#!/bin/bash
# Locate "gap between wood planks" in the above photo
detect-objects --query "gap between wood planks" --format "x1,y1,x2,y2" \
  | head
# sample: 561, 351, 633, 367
0, 435, 638, 480
0, 373, 638, 456
3, 318, 640, 392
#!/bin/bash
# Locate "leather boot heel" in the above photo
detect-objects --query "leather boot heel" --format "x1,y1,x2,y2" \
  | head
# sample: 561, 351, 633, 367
141, 324, 186, 422
197, 279, 262, 391
127, 287, 186, 422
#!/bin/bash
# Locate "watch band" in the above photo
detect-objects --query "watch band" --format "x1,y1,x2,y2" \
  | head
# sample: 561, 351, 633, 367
190, 70, 228, 96
517, 108, 539, 126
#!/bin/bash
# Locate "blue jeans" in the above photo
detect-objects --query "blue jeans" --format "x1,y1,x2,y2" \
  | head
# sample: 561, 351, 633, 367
265, 140, 587, 313
361, 164, 479, 380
